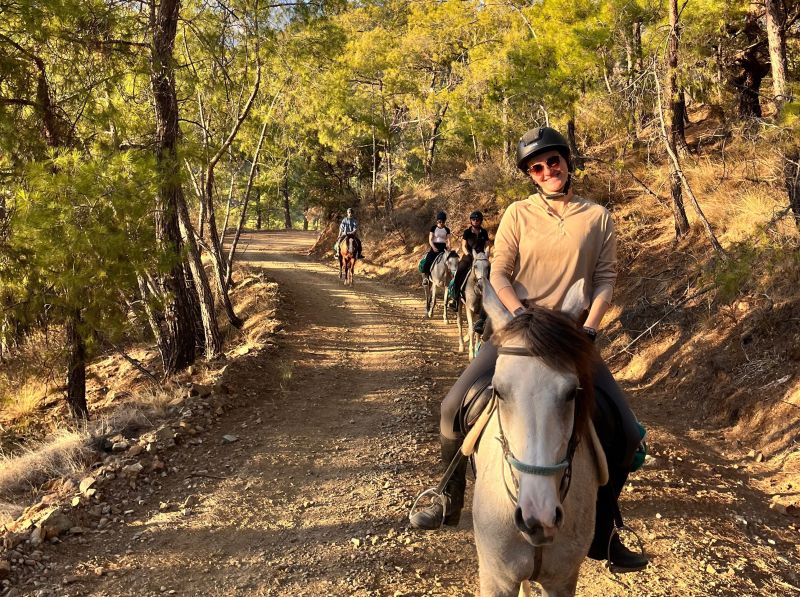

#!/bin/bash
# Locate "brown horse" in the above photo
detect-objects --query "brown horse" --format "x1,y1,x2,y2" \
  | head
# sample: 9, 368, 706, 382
338, 233, 358, 286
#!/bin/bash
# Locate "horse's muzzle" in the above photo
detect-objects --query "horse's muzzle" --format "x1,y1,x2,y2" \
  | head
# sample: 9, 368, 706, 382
514, 506, 558, 546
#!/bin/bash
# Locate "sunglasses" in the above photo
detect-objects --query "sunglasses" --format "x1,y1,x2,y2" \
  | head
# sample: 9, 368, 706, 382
527, 155, 562, 176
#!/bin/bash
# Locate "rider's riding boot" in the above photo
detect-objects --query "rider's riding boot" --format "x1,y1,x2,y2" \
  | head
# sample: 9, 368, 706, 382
608, 535, 648, 572
472, 317, 486, 335
409, 435, 466, 530
588, 480, 648, 572
448, 295, 458, 310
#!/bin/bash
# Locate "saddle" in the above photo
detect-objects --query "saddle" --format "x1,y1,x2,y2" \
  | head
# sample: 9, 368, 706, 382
458, 371, 494, 435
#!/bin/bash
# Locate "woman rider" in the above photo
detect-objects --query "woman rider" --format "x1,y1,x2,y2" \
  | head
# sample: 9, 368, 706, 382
421, 211, 452, 282
410, 127, 648, 572
448, 211, 491, 310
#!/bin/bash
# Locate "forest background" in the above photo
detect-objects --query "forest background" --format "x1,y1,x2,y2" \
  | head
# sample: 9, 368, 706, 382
0, 0, 798, 497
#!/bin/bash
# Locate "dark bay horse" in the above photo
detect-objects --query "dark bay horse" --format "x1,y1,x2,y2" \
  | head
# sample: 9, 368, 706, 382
338, 233, 358, 286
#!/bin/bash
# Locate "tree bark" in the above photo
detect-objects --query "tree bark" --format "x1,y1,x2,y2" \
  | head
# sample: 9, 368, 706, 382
655, 71, 725, 256
226, 120, 268, 289
764, 0, 789, 112
424, 102, 448, 177
150, 0, 196, 373
667, 0, 688, 152
566, 118, 584, 171
176, 193, 223, 359
65, 310, 88, 420
282, 154, 292, 230
731, 10, 769, 118
785, 149, 800, 226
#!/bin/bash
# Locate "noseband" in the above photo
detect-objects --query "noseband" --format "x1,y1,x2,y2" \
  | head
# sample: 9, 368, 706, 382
494, 346, 581, 503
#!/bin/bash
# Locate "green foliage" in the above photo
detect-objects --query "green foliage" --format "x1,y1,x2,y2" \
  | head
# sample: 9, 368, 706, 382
1, 150, 158, 350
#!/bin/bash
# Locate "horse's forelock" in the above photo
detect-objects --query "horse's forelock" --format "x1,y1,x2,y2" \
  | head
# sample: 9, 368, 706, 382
493, 306, 595, 437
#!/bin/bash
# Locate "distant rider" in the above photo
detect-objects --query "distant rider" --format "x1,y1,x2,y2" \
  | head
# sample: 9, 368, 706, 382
335, 207, 364, 259
448, 210, 491, 310
421, 211, 451, 284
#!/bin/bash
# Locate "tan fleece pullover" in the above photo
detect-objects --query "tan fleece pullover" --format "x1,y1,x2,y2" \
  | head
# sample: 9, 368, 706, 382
489, 194, 617, 310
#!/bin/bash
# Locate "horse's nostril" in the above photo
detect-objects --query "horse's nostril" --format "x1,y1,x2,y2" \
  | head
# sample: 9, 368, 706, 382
554, 505, 564, 528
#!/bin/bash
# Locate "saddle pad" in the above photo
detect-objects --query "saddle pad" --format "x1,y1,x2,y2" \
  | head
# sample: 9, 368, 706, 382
588, 421, 610, 486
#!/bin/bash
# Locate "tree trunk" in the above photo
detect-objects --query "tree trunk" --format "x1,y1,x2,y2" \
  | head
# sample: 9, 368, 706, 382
667, 0, 688, 152
424, 102, 448, 177
219, 173, 236, 247
303, 209, 309, 230
655, 71, 725, 255
150, 0, 196, 374
176, 193, 222, 359
764, 0, 789, 112
731, 10, 769, 118
566, 118, 584, 171
668, 169, 689, 238
785, 149, 800, 226
226, 120, 268, 289
65, 310, 88, 420
255, 189, 262, 229
282, 156, 292, 230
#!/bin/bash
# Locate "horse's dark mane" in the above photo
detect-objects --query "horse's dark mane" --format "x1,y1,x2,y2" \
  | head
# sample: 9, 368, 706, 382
492, 304, 595, 437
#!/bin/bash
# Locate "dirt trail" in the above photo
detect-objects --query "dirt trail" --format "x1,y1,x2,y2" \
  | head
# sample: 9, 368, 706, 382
22, 231, 800, 596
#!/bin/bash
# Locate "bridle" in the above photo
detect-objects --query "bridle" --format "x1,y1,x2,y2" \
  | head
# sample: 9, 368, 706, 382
493, 345, 582, 579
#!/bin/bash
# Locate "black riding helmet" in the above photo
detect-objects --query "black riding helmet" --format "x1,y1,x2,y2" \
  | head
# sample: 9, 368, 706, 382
436, 211, 447, 222
469, 210, 483, 221
516, 127, 573, 198
516, 127, 572, 174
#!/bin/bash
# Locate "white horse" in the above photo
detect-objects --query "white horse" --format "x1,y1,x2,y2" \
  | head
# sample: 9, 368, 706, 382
456, 250, 490, 359
425, 250, 459, 322
473, 281, 606, 596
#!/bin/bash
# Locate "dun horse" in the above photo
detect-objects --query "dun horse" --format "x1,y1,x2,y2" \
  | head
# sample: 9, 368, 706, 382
456, 250, 490, 359
338, 233, 358, 286
425, 250, 459, 322
472, 281, 605, 596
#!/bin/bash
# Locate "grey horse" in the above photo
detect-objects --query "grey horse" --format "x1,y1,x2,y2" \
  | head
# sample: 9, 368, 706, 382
424, 250, 459, 322
472, 280, 606, 596
456, 250, 490, 359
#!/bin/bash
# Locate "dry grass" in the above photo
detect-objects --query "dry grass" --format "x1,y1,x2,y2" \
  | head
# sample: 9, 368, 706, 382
1, 381, 47, 421
0, 428, 92, 503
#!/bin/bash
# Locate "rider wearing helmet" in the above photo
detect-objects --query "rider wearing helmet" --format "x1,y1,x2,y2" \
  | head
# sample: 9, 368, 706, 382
411, 127, 648, 573
421, 211, 451, 282
448, 210, 491, 310
334, 207, 364, 259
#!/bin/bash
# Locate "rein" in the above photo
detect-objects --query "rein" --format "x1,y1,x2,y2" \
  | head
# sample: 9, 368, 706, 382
494, 345, 582, 581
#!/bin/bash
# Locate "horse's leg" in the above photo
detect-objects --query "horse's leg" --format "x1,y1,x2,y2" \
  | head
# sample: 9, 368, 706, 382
424, 283, 431, 317
540, 572, 579, 597
456, 301, 464, 352
442, 285, 449, 324
478, 569, 521, 597
466, 306, 474, 361
429, 285, 437, 318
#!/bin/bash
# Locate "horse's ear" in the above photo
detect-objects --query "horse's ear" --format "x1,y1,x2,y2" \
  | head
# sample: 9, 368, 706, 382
472, 249, 478, 260
561, 279, 589, 320
483, 281, 513, 331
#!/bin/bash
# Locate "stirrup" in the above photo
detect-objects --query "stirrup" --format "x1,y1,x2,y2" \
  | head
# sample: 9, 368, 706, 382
409, 487, 449, 528
605, 525, 647, 574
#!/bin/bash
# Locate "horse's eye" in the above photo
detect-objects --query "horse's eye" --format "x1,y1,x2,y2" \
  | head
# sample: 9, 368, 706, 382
566, 387, 581, 402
